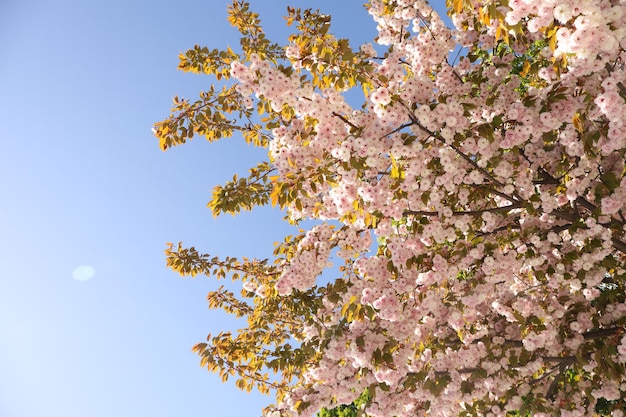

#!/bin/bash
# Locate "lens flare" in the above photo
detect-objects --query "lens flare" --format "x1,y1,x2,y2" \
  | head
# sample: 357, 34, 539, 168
72, 265, 95, 281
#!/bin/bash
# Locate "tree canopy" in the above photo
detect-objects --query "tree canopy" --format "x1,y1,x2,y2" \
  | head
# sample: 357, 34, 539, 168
154, 0, 626, 415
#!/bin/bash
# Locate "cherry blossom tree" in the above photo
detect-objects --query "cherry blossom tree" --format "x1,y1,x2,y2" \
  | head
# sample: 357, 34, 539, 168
154, 0, 626, 415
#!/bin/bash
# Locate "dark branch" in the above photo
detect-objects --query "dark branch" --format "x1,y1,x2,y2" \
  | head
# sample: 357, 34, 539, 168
546, 364, 567, 399
583, 326, 623, 340
404, 203, 522, 218
331, 112, 360, 130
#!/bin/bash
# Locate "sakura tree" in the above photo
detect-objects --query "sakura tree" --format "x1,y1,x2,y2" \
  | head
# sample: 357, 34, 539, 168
154, 0, 626, 415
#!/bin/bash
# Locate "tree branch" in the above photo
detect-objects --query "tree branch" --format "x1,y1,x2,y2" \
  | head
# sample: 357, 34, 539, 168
541, 356, 578, 365
403, 106, 521, 204
529, 365, 561, 386
605, 62, 626, 101
331, 111, 360, 130
611, 238, 626, 254
546, 364, 567, 399
550, 206, 626, 255
404, 203, 522, 218
583, 326, 623, 340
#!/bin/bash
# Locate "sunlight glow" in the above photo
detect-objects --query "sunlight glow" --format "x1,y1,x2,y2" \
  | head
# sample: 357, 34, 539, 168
72, 265, 95, 281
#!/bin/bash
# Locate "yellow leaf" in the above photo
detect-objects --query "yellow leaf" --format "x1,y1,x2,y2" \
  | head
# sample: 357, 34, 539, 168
572, 113, 584, 133
495, 25, 502, 42
496, 24, 509, 45
453, 0, 463, 14
341, 295, 358, 316
478, 7, 486, 25
548, 27, 558, 52
270, 184, 281, 208
521, 60, 530, 77
294, 400, 303, 411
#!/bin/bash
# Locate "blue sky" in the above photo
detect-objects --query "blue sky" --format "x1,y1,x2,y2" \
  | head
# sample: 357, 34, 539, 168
0, 1, 382, 416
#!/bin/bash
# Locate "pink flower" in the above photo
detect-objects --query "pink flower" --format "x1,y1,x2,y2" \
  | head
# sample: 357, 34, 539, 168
370, 87, 392, 106
601, 196, 622, 215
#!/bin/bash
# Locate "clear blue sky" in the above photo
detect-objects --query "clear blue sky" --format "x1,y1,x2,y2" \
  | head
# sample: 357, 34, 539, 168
0, 1, 380, 416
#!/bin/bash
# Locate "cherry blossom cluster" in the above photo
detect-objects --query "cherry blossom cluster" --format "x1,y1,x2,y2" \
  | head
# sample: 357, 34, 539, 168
275, 223, 334, 295
224, 0, 626, 415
